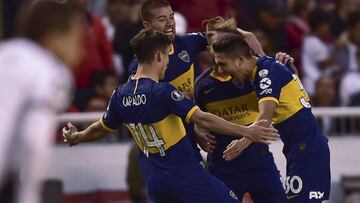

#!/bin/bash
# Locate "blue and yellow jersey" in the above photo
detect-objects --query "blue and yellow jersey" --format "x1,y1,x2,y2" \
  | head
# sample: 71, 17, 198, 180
129, 33, 207, 160
101, 78, 199, 165
194, 68, 276, 173
128, 33, 207, 94
253, 56, 328, 160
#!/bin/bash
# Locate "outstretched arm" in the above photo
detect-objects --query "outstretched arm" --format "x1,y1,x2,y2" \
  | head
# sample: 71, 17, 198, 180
62, 121, 110, 146
190, 109, 278, 144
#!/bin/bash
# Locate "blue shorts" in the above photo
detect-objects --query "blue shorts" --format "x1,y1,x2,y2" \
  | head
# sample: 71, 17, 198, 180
139, 152, 239, 203
210, 152, 286, 203
284, 144, 331, 202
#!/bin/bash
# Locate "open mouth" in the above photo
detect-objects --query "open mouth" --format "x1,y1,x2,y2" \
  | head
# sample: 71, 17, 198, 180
164, 28, 174, 36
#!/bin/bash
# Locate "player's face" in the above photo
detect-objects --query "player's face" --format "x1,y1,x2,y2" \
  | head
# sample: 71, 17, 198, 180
207, 32, 231, 77
214, 52, 250, 82
144, 6, 176, 41
61, 16, 85, 68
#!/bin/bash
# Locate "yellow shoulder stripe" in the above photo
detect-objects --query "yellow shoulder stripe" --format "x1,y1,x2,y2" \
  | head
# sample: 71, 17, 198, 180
259, 97, 279, 105
185, 106, 200, 123
99, 118, 118, 132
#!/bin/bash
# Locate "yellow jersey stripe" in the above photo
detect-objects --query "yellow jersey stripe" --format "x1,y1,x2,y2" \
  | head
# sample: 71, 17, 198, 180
100, 118, 118, 132
259, 97, 280, 105
186, 106, 200, 123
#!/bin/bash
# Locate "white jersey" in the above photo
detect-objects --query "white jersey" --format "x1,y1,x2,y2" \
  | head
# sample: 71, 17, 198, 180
301, 35, 330, 96
0, 39, 73, 203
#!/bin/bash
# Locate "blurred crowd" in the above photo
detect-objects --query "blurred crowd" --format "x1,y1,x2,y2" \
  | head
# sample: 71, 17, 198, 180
1, 0, 360, 139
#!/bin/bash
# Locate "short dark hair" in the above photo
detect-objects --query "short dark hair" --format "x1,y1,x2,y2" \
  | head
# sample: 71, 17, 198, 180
130, 28, 171, 63
22, 0, 83, 42
140, 0, 171, 22
308, 8, 331, 31
212, 34, 251, 58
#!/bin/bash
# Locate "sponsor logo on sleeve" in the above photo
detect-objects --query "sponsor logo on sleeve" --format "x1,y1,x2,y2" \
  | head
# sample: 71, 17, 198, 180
258, 69, 268, 78
259, 78, 272, 89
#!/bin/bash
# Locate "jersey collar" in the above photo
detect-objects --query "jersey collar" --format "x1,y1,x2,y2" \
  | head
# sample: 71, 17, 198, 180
169, 44, 174, 55
251, 65, 258, 81
210, 70, 232, 82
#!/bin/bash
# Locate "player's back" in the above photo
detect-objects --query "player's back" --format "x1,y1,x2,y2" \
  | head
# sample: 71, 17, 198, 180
254, 56, 328, 160
104, 78, 200, 169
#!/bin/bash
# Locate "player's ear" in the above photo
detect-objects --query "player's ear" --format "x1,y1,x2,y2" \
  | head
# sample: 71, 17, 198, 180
143, 21, 151, 28
156, 51, 162, 62
235, 57, 244, 67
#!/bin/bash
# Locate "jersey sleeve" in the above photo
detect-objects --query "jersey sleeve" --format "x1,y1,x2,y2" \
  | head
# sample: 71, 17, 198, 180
100, 89, 123, 132
182, 32, 207, 54
254, 64, 283, 105
193, 75, 206, 111
160, 83, 199, 123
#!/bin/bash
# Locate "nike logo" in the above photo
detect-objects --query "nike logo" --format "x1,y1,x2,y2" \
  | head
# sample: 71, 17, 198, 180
204, 88, 215, 95
286, 194, 299, 200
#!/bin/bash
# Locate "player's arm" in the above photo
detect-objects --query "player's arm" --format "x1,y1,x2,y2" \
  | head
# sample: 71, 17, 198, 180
62, 121, 110, 146
236, 28, 264, 55
190, 109, 278, 144
63, 89, 123, 146
222, 101, 277, 160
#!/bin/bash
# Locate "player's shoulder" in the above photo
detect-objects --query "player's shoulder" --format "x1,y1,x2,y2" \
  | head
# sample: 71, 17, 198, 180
176, 32, 206, 46
195, 67, 213, 87
178, 32, 206, 40
257, 56, 291, 76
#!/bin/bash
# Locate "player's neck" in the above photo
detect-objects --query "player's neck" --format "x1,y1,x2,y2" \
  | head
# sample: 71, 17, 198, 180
133, 64, 161, 82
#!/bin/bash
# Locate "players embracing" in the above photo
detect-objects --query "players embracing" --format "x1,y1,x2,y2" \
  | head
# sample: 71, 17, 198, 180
211, 31, 330, 202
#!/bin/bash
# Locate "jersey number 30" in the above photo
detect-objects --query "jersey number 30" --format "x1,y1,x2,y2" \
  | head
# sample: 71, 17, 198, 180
128, 123, 166, 157
293, 74, 311, 108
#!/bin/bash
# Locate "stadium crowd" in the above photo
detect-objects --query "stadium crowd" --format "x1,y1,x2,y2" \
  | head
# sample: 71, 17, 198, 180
1, 0, 360, 139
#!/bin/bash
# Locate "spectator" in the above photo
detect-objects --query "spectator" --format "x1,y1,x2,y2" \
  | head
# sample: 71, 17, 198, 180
91, 69, 119, 102
340, 50, 360, 106
168, 0, 229, 32
285, 0, 315, 75
312, 76, 340, 135
255, 0, 290, 55
113, 0, 143, 77
335, 11, 360, 74
301, 8, 340, 96
74, 0, 114, 89
74, 69, 118, 111
102, 0, 132, 42
330, 0, 360, 38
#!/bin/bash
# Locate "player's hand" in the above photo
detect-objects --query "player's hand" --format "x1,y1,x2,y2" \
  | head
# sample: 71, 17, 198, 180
223, 137, 252, 161
275, 52, 295, 65
182, 91, 193, 100
238, 29, 264, 55
196, 131, 216, 154
62, 122, 81, 147
245, 120, 279, 144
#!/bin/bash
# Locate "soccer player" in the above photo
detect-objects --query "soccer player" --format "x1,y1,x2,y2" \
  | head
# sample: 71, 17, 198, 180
63, 29, 279, 203
194, 18, 286, 203
212, 34, 331, 203
0, 1, 84, 203
127, 0, 264, 162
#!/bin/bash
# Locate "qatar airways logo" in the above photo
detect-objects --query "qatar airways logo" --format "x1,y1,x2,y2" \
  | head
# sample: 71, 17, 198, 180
123, 94, 147, 107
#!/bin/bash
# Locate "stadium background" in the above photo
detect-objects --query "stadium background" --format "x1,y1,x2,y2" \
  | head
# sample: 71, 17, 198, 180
1, 0, 360, 202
